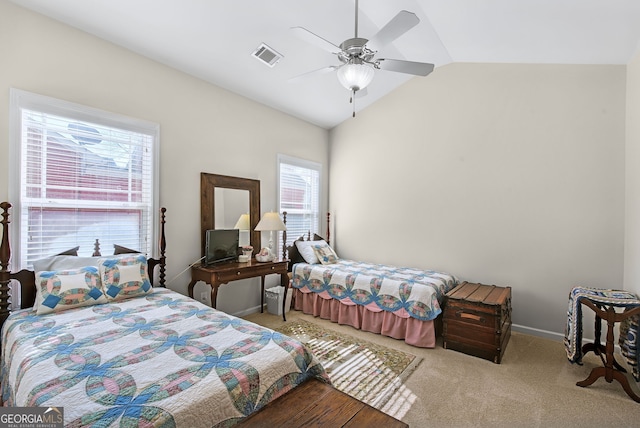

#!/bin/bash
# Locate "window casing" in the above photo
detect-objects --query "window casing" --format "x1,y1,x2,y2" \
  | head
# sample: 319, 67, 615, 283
277, 154, 321, 255
9, 89, 159, 269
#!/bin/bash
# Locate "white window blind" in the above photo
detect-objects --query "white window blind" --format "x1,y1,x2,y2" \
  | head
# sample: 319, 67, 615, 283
277, 155, 321, 254
10, 89, 159, 269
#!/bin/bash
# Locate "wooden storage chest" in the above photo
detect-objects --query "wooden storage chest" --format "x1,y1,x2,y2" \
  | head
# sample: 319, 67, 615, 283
443, 281, 512, 363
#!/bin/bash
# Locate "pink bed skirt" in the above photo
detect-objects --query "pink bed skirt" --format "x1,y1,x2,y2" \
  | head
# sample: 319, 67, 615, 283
292, 288, 438, 348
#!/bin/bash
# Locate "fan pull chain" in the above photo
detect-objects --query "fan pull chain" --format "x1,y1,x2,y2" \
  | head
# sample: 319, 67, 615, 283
351, 89, 356, 117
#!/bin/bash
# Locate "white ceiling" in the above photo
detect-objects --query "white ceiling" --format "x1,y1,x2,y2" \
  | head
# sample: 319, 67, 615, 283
11, 0, 640, 129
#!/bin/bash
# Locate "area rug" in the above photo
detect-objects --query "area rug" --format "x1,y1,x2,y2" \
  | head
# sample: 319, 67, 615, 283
277, 319, 422, 410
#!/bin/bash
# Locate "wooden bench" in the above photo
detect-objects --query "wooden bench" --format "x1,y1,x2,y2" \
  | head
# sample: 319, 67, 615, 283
236, 378, 408, 427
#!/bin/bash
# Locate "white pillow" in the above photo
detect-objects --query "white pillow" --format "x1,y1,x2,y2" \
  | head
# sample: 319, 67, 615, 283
33, 255, 101, 272
35, 266, 108, 315
295, 240, 326, 264
33, 253, 138, 272
99, 254, 152, 301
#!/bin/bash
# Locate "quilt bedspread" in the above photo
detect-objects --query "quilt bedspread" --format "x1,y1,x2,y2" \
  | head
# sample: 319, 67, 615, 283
292, 260, 459, 321
1, 288, 329, 427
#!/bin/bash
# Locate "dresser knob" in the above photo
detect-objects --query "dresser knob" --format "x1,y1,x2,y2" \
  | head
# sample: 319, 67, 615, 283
271, 266, 275, 270
236, 272, 241, 275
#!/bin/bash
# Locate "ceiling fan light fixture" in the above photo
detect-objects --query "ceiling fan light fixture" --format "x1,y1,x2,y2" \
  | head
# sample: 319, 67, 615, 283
336, 61, 375, 92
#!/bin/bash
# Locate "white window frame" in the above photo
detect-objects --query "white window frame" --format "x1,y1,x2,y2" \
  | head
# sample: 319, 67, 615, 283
277, 154, 322, 256
9, 88, 160, 269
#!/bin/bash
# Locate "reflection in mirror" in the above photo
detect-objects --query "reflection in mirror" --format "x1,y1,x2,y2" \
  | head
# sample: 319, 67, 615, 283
214, 188, 249, 230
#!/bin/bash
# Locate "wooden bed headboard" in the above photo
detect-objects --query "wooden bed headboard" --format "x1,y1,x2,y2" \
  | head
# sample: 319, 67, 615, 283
281, 211, 331, 266
0, 202, 167, 328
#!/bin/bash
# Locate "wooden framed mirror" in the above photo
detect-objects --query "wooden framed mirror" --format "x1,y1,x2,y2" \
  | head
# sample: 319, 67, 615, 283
200, 173, 260, 257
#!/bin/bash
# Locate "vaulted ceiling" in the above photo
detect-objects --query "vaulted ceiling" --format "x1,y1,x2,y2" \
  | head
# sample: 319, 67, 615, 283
11, 0, 640, 129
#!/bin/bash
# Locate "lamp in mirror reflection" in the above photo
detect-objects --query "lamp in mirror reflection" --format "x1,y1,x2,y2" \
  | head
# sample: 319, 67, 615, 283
234, 213, 250, 230
234, 213, 250, 247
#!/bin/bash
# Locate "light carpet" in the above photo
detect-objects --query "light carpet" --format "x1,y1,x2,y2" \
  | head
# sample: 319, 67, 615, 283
245, 311, 640, 427
277, 319, 422, 411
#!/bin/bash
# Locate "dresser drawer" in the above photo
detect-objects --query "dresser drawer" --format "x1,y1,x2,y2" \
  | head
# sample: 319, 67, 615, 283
216, 262, 287, 283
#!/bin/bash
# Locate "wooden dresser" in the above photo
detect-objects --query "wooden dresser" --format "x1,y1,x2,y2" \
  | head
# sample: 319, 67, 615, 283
443, 281, 512, 364
187, 259, 289, 319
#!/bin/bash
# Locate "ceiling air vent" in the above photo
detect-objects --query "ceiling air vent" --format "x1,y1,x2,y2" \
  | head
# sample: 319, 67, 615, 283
252, 43, 283, 67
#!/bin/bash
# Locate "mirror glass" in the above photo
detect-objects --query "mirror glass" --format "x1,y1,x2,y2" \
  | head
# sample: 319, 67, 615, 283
201, 173, 260, 257
214, 188, 250, 229
214, 188, 251, 247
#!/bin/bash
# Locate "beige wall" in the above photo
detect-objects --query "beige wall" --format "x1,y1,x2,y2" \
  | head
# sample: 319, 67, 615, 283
0, 2, 329, 315
330, 63, 626, 338
625, 49, 640, 296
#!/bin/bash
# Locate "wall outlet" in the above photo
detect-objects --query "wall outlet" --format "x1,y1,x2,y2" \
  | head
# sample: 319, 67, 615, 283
199, 292, 207, 304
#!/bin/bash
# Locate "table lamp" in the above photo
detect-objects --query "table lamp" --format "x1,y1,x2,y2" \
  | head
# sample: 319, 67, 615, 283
255, 212, 286, 261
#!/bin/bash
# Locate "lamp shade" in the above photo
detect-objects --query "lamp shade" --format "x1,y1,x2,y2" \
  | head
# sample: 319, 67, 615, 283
337, 61, 375, 91
255, 212, 286, 231
233, 213, 250, 230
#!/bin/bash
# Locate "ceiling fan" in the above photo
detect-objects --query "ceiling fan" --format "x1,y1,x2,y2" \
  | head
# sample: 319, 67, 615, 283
291, 0, 434, 116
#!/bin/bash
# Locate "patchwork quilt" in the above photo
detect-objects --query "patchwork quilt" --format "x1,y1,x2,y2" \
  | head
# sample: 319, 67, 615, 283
1, 288, 329, 427
292, 260, 459, 321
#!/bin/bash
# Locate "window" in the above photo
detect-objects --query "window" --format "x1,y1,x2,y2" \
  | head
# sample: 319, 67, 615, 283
277, 155, 321, 254
9, 89, 159, 269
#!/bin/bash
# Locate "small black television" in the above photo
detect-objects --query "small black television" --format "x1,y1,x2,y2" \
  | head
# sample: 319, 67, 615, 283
204, 229, 239, 265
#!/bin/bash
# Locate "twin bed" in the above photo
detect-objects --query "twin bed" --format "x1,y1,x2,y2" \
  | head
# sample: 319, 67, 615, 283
283, 213, 460, 348
0, 203, 329, 427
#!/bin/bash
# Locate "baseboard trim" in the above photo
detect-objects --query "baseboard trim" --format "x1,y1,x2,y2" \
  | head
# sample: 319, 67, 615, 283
512, 323, 565, 342
240, 315, 617, 352
512, 323, 605, 350
233, 305, 264, 318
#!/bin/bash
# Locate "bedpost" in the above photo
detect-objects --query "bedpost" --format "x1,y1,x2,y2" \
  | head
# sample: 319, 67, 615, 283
326, 212, 330, 245
159, 207, 167, 287
92, 239, 101, 257
0, 202, 12, 327
282, 211, 287, 260
146, 207, 167, 288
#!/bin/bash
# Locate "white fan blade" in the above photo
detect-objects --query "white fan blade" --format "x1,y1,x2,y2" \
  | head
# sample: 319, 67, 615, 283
291, 27, 342, 54
377, 59, 434, 76
289, 65, 338, 83
367, 11, 420, 52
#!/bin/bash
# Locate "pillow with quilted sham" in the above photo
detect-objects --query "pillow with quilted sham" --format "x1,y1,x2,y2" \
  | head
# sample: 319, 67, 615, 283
35, 266, 108, 315
312, 241, 338, 265
99, 254, 152, 301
